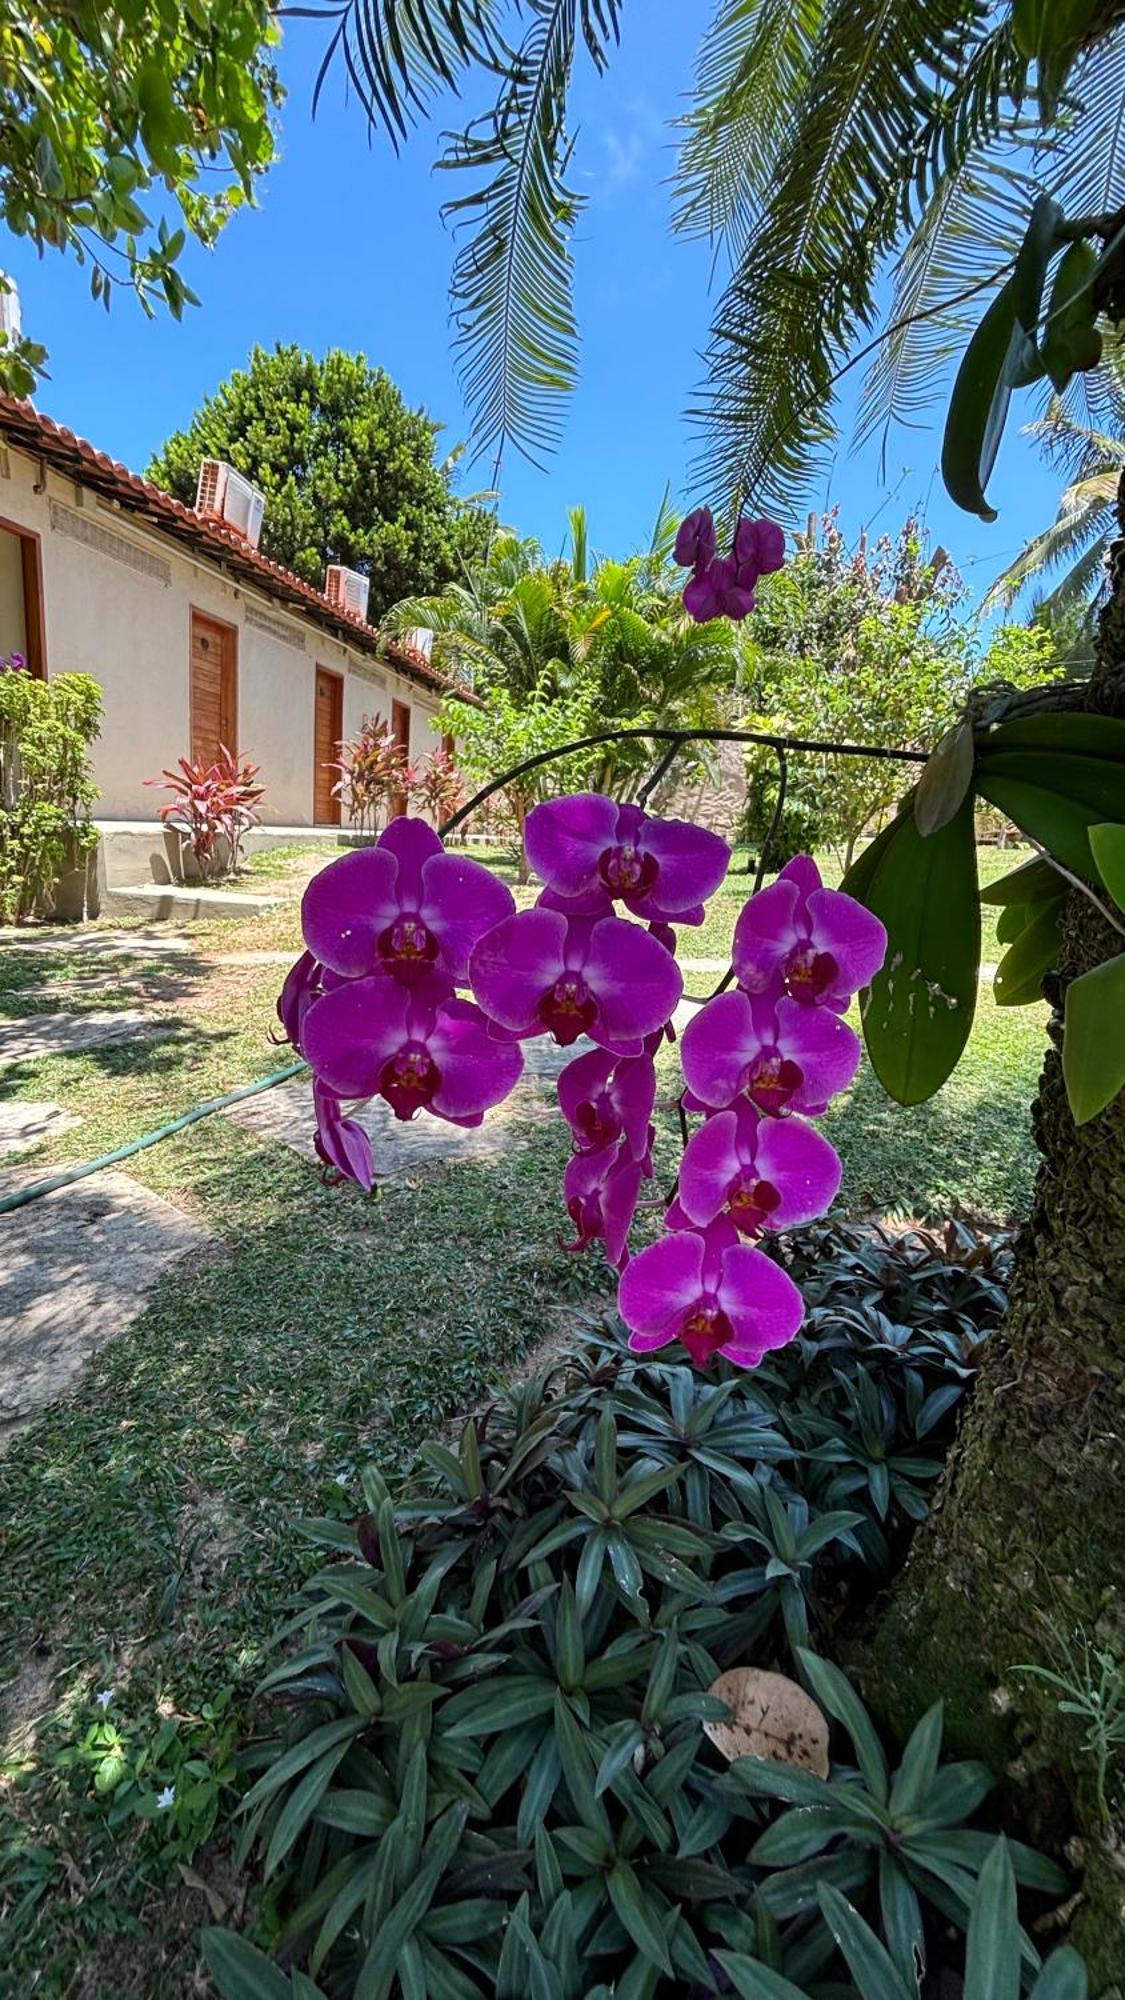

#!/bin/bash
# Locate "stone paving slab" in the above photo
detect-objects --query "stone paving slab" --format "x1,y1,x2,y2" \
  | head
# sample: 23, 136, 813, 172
0, 927, 198, 956
227, 1069, 556, 1177
0, 1168, 207, 1449
0, 1101, 80, 1155
0, 1009, 164, 1068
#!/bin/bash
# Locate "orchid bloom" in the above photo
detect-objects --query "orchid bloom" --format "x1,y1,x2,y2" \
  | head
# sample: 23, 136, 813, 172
618, 1216, 805, 1367
313, 1078, 376, 1191
733, 517, 786, 578
557, 1048, 657, 1159
681, 987, 861, 1117
469, 906, 682, 1054
302, 971, 523, 1127
683, 555, 757, 625
524, 795, 729, 924
562, 1138, 647, 1270
301, 818, 515, 987
733, 855, 887, 1012
678, 1099, 841, 1236
277, 948, 325, 1051
673, 506, 717, 572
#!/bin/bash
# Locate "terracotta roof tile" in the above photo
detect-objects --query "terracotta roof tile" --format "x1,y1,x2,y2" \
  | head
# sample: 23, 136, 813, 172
0, 395, 456, 699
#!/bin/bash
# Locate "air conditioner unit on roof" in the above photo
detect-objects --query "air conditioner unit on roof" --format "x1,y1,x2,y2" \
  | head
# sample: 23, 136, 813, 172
195, 459, 266, 549
324, 564, 371, 623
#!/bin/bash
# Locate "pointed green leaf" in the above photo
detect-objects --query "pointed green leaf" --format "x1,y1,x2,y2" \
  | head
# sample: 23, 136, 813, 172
607, 1861, 675, 1975
1032, 1947, 1089, 2000
712, 1954, 809, 2000
1089, 823, 1125, 913
964, 1837, 1021, 2000
844, 793, 979, 1104
941, 280, 1020, 521
1063, 954, 1125, 1124
994, 901, 1064, 1007
816, 1883, 915, 2000
795, 1650, 889, 1804
981, 855, 1064, 907
200, 1931, 292, 2000
889, 1702, 944, 1819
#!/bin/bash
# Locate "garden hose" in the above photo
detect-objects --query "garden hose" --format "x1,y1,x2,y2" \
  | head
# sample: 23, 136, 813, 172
0, 1057, 307, 1216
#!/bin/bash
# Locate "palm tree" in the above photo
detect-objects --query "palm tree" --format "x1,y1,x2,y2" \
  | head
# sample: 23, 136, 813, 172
984, 392, 1125, 625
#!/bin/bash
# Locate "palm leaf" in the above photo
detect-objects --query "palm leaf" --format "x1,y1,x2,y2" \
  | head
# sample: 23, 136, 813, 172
694, 0, 993, 516
674, 0, 826, 261
439, 0, 621, 474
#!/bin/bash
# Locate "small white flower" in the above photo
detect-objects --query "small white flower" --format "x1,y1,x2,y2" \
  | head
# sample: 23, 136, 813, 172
156, 1785, 176, 1811
94, 1688, 115, 1709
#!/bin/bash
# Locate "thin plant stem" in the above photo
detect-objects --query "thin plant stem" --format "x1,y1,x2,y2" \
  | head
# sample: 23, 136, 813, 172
1026, 838, 1125, 943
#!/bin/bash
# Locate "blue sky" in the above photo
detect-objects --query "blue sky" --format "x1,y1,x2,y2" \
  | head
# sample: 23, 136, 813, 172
6, 9, 1062, 603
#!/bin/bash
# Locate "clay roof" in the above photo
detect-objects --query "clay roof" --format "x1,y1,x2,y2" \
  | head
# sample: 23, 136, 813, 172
0, 395, 454, 698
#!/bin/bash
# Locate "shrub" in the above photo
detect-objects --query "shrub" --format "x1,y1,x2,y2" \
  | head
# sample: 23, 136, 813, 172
200, 1222, 1080, 1997
0, 657, 102, 921
412, 746, 465, 829
331, 716, 412, 834
146, 745, 264, 880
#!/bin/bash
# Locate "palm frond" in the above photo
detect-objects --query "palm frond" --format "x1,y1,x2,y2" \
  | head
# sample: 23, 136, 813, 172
982, 482, 1115, 609
674, 0, 825, 262
1037, 537, 1113, 625
294, 0, 502, 139
694, 0, 993, 516
1047, 30, 1125, 220
439, 0, 621, 474
855, 159, 1034, 459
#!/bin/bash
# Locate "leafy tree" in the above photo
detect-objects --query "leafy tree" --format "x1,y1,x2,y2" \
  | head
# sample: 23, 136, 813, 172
147, 345, 491, 618
742, 515, 1057, 867
0, 1, 279, 392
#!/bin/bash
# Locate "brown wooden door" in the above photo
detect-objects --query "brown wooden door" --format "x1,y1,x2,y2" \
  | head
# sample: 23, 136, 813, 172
390, 699, 411, 819
190, 610, 237, 768
314, 668, 343, 824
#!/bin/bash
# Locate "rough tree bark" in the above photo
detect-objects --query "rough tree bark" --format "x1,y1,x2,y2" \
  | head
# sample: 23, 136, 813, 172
853, 488, 1125, 1985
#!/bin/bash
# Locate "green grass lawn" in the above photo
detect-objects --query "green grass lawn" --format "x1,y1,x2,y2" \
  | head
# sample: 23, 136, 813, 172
0, 835, 1044, 1992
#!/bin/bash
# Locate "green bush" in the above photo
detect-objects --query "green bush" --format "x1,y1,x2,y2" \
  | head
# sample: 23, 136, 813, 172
0, 661, 101, 921
197, 1222, 1085, 1996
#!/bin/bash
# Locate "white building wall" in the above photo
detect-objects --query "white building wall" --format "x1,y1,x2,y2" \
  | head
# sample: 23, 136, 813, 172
0, 440, 444, 825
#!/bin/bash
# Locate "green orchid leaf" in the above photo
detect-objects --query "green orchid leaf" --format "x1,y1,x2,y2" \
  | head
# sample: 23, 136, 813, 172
843, 792, 980, 1104
994, 900, 1064, 1007
941, 279, 1020, 521
981, 855, 1066, 907
1089, 823, 1125, 913
1042, 241, 1102, 392
1063, 954, 1125, 1124
914, 719, 975, 838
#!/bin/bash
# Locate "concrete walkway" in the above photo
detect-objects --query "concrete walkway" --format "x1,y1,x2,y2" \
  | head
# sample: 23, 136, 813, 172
0, 1009, 165, 1069
0, 1101, 79, 1155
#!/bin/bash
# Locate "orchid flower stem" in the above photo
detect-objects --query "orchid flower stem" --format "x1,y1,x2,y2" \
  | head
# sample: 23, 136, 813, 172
437, 725, 926, 840
1028, 839, 1125, 943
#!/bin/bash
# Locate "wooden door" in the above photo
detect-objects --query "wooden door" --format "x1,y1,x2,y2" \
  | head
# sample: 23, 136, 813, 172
190, 610, 237, 768
314, 667, 343, 824
390, 699, 411, 819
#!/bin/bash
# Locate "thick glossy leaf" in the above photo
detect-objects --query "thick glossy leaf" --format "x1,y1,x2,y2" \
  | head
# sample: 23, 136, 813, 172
1063, 954, 1125, 1124
979, 713, 1125, 761
844, 794, 979, 1104
964, 1837, 1021, 2000
941, 280, 1020, 522
981, 855, 1065, 907
914, 720, 975, 838
816, 1883, 915, 2000
200, 1931, 292, 2000
976, 751, 1125, 823
1032, 1947, 1089, 2000
972, 775, 1100, 880
1090, 823, 1125, 912
1043, 242, 1102, 392
994, 901, 1064, 1007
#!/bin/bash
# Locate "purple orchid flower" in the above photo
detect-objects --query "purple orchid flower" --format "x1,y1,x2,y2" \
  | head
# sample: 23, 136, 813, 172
276, 949, 324, 1051
618, 1214, 805, 1368
678, 1098, 841, 1236
302, 971, 523, 1126
674, 507, 717, 572
469, 906, 682, 1055
562, 1137, 647, 1270
558, 1048, 657, 1159
681, 988, 860, 1116
302, 818, 515, 987
733, 517, 786, 577
733, 854, 887, 1011
683, 554, 757, 625
313, 1078, 375, 1190
524, 795, 730, 924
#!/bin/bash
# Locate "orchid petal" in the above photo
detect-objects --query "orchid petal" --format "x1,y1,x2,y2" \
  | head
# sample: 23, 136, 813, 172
427, 997, 524, 1120
806, 886, 888, 997
525, 794, 620, 897
469, 909, 568, 1034
632, 819, 730, 918
716, 1242, 805, 1363
302, 977, 412, 1098
619, 1230, 705, 1341
301, 847, 399, 978
732, 878, 802, 993
376, 817, 444, 902
754, 1116, 842, 1225
581, 918, 682, 1043
679, 1109, 743, 1227
680, 990, 757, 1109
775, 997, 861, 1114
419, 854, 516, 983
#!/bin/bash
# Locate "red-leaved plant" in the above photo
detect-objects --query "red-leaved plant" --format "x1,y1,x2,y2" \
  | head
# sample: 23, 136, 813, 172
146, 746, 264, 881
410, 745, 465, 828
330, 715, 412, 834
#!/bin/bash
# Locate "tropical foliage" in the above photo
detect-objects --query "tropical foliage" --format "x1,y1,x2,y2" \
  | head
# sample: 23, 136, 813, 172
148, 347, 490, 618
0, 0, 279, 392
198, 1225, 1086, 1998
298, 0, 1125, 515
385, 512, 741, 858
741, 514, 1058, 866
0, 659, 101, 921
146, 747, 264, 882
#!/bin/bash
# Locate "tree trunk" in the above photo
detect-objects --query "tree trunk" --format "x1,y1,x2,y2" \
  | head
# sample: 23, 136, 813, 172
852, 494, 1125, 1986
